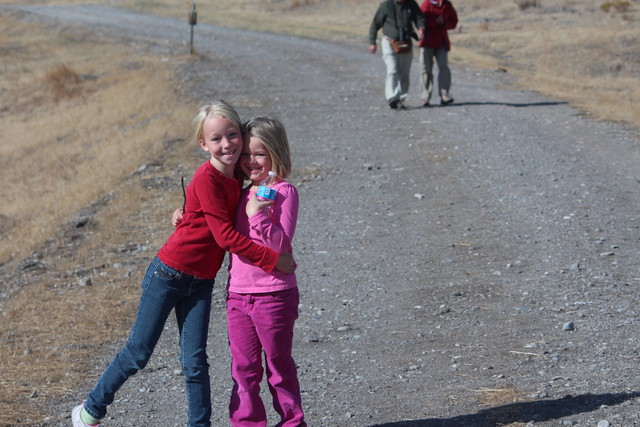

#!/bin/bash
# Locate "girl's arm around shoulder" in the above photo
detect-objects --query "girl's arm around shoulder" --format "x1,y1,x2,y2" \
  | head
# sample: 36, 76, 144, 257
249, 182, 299, 254
195, 171, 281, 272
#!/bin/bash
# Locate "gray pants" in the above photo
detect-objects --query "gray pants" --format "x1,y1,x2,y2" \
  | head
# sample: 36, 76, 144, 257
382, 37, 413, 104
420, 46, 451, 102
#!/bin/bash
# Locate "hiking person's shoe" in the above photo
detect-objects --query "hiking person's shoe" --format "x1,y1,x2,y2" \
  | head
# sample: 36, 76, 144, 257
440, 90, 454, 105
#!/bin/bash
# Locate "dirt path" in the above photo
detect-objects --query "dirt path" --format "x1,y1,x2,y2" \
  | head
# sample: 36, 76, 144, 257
7, 4, 640, 426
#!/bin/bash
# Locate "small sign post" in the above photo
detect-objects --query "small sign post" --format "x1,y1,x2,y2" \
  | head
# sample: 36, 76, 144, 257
189, 2, 197, 55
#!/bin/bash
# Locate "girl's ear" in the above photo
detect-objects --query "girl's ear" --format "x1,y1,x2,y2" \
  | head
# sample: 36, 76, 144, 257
199, 139, 208, 152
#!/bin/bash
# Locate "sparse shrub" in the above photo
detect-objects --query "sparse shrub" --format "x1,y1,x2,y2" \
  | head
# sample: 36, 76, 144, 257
614, 0, 630, 12
479, 19, 490, 31
290, 0, 313, 8
600, 0, 630, 13
468, 0, 493, 10
260, 0, 314, 11
514, 0, 541, 10
46, 65, 82, 101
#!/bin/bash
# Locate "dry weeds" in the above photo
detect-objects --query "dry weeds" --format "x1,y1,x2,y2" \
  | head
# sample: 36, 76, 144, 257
472, 386, 531, 427
0, 13, 193, 264
452, 0, 639, 125
0, 0, 639, 424
475, 386, 529, 406
0, 11, 194, 425
46, 65, 83, 102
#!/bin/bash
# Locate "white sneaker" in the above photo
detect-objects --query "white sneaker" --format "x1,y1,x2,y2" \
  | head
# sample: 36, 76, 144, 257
72, 403, 100, 427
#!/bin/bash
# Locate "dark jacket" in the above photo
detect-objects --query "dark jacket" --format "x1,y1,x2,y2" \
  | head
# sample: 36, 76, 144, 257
369, 0, 426, 45
418, 0, 458, 50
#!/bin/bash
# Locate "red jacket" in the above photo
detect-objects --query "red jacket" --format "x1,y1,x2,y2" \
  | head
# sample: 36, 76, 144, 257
158, 161, 278, 279
418, 0, 458, 51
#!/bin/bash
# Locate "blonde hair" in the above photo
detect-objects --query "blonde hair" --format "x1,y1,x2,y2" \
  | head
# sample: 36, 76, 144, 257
242, 116, 292, 179
192, 100, 242, 144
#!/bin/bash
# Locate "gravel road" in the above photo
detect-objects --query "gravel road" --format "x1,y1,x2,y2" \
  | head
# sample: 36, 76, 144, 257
6, 4, 640, 427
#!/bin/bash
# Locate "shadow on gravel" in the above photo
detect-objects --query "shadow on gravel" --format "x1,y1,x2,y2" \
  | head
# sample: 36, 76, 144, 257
440, 101, 569, 108
401, 100, 568, 111
368, 391, 640, 427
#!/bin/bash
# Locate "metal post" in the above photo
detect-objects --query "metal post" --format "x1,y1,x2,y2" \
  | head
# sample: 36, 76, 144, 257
189, 2, 197, 55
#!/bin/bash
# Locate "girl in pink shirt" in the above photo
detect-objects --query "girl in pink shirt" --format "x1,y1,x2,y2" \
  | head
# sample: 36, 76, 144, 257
226, 116, 305, 426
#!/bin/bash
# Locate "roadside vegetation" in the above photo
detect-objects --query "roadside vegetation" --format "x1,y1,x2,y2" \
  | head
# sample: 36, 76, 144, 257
0, 12, 193, 425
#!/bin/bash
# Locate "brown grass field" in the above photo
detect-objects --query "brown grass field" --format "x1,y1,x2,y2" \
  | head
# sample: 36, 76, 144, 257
0, 0, 638, 424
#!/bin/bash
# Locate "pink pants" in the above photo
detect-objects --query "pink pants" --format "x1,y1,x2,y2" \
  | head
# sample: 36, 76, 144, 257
226, 288, 306, 427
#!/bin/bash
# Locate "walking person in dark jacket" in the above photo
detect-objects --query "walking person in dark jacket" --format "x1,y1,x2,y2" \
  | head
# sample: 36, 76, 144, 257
369, 0, 425, 110
418, 0, 458, 106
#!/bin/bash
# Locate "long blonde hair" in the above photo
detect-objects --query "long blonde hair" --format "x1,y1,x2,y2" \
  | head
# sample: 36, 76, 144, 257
242, 116, 292, 179
192, 100, 241, 144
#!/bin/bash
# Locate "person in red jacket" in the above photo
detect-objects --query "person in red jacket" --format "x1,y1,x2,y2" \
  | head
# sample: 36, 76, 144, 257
71, 100, 294, 427
418, 0, 458, 106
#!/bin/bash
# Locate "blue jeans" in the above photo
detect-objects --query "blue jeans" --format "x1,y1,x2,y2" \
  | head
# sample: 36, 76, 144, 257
84, 256, 214, 426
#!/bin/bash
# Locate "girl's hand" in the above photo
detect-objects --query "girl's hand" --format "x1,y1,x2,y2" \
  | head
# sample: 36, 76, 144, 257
275, 253, 296, 274
172, 208, 184, 227
246, 194, 273, 218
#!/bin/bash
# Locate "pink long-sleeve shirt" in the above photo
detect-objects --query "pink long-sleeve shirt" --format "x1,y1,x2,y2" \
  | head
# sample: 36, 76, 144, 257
227, 180, 299, 294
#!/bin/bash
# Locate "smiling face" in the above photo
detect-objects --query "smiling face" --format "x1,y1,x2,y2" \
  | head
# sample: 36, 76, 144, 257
199, 116, 243, 177
239, 134, 273, 186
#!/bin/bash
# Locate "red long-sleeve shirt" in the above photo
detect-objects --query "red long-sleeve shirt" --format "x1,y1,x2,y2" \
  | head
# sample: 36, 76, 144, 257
158, 161, 278, 279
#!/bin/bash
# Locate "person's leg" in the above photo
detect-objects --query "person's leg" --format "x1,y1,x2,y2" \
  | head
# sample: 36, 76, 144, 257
254, 289, 305, 427
397, 50, 413, 105
175, 277, 214, 427
420, 47, 435, 105
227, 292, 267, 427
435, 47, 453, 104
83, 257, 181, 420
381, 38, 400, 107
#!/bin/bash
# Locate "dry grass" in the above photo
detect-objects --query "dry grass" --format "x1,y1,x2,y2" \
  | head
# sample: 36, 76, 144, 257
0, 13, 193, 264
0, 171, 191, 424
0, 11, 194, 425
0, 0, 638, 424
46, 65, 83, 101
452, 0, 639, 125
1, 251, 140, 423
473, 386, 531, 427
